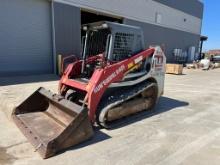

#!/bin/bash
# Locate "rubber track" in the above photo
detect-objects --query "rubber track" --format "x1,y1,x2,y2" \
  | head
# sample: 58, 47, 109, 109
96, 81, 156, 128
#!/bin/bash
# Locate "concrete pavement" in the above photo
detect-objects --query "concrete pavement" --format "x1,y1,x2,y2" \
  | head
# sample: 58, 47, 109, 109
0, 69, 220, 165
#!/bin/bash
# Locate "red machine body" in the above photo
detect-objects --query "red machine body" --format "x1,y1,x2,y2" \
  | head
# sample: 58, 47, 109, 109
59, 48, 155, 122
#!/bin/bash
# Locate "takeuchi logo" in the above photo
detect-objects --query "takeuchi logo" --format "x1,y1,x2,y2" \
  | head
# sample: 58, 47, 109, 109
94, 65, 126, 93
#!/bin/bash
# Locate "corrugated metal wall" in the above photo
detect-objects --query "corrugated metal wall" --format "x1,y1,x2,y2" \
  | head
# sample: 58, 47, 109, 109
0, 0, 53, 76
53, 2, 81, 57
153, 0, 203, 19
124, 19, 200, 62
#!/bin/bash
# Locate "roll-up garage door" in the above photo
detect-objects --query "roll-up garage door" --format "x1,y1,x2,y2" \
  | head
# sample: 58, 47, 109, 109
0, 0, 53, 76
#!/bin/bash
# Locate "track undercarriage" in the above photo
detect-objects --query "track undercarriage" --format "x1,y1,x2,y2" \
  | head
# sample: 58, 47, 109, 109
96, 81, 158, 128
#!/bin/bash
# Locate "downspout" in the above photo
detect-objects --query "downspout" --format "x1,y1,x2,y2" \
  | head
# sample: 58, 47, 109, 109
51, 0, 57, 74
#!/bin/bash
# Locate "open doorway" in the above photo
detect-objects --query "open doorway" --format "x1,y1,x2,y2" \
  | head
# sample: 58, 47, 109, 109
81, 10, 123, 37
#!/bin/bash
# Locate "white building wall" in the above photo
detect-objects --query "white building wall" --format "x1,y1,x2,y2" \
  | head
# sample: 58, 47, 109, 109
55, 0, 202, 35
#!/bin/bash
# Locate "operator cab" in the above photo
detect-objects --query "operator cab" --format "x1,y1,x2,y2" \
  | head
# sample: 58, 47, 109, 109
77, 21, 153, 81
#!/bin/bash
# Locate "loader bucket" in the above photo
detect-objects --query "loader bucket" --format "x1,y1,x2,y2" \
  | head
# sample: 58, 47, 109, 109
12, 87, 94, 159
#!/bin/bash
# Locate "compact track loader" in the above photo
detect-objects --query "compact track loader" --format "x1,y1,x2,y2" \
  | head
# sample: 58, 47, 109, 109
12, 21, 166, 158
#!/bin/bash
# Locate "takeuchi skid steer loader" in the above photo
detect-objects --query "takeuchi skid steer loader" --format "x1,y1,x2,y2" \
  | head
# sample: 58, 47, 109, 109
12, 21, 166, 159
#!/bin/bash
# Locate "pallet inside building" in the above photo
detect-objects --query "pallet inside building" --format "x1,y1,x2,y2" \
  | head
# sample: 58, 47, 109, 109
166, 64, 183, 75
